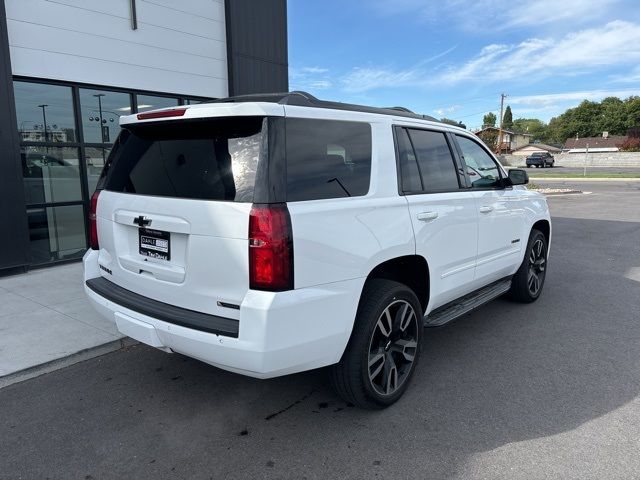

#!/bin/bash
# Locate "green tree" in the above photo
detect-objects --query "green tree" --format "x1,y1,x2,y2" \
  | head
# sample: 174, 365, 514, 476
502, 105, 513, 130
482, 112, 496, 128
512, 118, 548, 142
597, 97, 626, 135
477, 129, 498, 150
546, 100, 603, 143
626, 96, 640, 129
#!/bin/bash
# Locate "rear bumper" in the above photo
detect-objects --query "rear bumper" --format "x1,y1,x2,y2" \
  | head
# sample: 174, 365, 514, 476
83, 249, 363, 379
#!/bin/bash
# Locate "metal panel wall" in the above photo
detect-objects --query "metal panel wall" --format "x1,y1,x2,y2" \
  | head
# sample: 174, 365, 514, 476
0, 0, 29, 273
225, 0, 288, 96
5, 0, 229, 98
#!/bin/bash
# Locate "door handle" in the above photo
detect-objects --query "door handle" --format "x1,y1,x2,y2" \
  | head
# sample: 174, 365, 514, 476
417, 211, 439, 221
479, 206, 494, 214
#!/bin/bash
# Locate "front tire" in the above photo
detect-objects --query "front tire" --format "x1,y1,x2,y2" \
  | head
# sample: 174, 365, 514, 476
330, 279, 423, 409
509, 229, 548, 303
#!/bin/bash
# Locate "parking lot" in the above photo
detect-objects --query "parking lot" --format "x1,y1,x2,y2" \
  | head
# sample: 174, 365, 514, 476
1, 180, 639, 480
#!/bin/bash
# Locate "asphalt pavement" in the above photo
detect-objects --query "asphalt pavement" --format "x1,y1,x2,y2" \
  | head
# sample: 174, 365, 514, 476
1, 181, 640, 480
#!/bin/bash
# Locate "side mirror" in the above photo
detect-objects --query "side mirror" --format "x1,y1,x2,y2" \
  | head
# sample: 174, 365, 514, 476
508, 168, 529, 185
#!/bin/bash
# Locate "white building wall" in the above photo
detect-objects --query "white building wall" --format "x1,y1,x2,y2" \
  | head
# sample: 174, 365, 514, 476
5, 0, 228, 98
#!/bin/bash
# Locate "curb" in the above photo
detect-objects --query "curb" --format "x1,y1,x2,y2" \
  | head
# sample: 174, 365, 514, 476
0, 337, 138, 389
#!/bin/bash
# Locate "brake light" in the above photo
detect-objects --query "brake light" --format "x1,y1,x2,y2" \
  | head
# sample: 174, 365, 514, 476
137, 108, 187, 120
249, 204, 293, 291
89, 190, 100, 250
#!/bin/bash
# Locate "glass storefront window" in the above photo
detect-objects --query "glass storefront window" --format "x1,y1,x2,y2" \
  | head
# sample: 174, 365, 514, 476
21, 146, 82, 204
79, 89, 130, 144
137, 95, 179, 113
84, 146, 112, 194
14, 82, 77, 142
27, 205, 86, 264
12, 80, 197, 266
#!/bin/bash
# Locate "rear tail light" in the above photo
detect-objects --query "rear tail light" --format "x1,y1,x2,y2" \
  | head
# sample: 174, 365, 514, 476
89, 190, 100, 250
249, 203, 294, 291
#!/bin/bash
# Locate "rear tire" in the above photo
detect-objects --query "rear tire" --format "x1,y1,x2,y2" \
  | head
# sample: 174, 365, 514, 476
330, 279, 423, 409
509, 229, 548, 303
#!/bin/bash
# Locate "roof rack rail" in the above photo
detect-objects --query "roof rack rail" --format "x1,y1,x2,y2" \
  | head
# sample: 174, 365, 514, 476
385, 106, 414, 113
208, 91, 440, 122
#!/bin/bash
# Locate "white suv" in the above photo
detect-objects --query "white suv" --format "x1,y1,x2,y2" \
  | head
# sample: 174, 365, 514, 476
84, 92, 551, 408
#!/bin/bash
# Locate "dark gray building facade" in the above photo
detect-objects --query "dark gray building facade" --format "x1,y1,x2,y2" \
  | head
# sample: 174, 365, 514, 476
0, 0, 288, 274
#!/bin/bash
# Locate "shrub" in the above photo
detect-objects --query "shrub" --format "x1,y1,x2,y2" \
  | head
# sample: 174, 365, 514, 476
619, 137, 640, 152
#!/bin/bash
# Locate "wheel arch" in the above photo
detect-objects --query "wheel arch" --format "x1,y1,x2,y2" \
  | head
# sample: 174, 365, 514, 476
532, 219, 551, 243
362, 255, 430, 313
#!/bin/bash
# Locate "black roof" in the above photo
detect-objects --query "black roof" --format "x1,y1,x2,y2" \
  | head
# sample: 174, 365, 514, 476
209, 91, 439, 122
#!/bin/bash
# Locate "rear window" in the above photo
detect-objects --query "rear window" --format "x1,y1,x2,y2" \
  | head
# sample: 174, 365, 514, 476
285, 118, 372, 202
101, 117, 265, 202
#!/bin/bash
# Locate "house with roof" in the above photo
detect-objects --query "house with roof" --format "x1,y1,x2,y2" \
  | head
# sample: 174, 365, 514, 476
563, 133, 628, 153
512, 143, 562, 156
474, 127, 533, 152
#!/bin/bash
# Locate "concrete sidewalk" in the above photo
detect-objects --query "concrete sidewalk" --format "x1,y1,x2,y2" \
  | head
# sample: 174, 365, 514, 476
0, 262, 127, 387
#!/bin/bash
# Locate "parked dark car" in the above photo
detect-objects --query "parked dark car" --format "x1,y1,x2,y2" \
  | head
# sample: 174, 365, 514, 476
526, 152, 554, 168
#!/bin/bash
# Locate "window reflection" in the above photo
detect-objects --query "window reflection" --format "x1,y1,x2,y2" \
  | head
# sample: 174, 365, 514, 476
21, 146, 82, 204
80, 89, 130, 143
14, 82, 76, 142
27, 205, 86, 264
84, 146, 112, 194
137, 95, 179, 113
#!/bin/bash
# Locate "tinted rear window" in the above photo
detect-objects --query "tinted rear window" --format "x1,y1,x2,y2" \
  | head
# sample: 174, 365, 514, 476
407, 129, 460, 192
285, 118, 372, 202
101, 117, 265, 202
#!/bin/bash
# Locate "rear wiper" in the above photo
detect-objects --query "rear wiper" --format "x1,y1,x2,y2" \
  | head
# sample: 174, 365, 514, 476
327, 177, 351, 197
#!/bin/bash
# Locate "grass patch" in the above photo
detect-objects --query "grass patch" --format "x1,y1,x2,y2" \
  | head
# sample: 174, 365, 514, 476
529, 172, 640, 179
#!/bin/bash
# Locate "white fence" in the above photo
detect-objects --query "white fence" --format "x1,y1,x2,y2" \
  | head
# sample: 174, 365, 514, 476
500, 152, 640, 168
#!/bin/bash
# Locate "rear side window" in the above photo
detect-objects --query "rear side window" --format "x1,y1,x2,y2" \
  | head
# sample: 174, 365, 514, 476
396, 128, 422, 193
101, 117, 265, 202
406, 129, 460, 192
285, 118, 372, 202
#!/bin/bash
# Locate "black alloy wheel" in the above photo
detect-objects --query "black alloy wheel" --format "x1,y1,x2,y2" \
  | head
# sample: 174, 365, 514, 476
509, 229, 548, 303
330, 279, 423, 409
527, 237, 546, 296
367, 299, 419, 396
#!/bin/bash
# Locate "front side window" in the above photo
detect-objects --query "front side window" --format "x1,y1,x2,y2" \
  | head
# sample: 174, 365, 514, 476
456, 135, 502, 188
407, 129, 460, 192
285, 118, 372, 201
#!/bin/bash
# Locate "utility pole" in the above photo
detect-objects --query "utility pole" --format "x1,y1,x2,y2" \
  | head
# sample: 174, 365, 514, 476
497, 93, 507, 154
38, 104, 49, 142
93, 93, 106, 142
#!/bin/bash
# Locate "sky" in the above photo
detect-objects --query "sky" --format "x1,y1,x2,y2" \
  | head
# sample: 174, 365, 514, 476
287, 0, 640, 130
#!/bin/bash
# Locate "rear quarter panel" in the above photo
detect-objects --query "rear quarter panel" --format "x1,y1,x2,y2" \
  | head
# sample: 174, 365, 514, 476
284, 118, 415, 288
